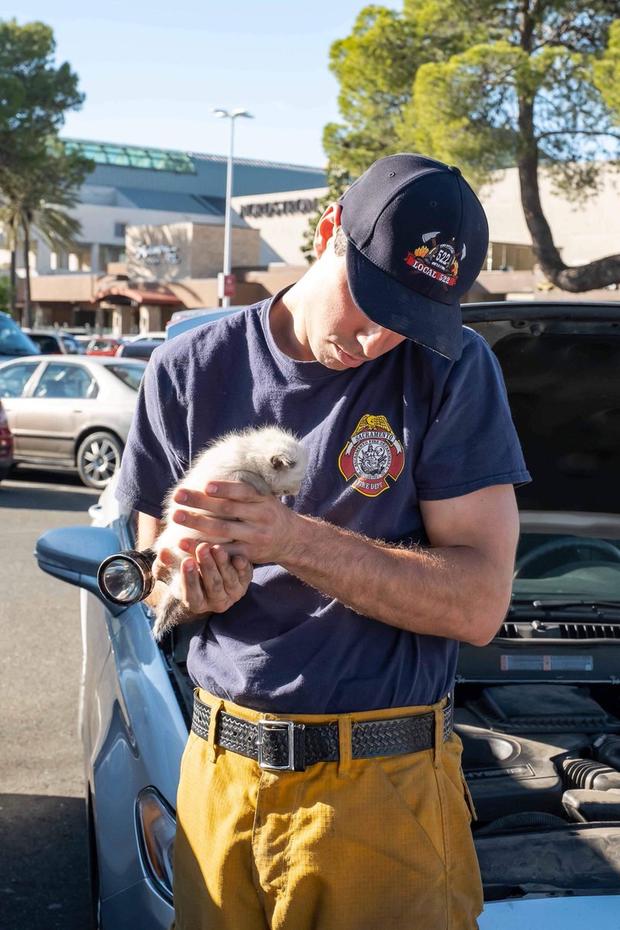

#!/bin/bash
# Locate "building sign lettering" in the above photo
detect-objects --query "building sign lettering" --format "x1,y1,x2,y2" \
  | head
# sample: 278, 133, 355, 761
134, 243, 181, 265
240, 197, 320, 219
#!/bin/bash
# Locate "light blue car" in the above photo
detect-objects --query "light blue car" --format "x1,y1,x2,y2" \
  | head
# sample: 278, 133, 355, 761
36, 301, 620, 928
0, 311, 38, 362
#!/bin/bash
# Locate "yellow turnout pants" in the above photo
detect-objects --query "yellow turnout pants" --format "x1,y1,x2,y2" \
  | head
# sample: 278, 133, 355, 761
172, 688, 483, 930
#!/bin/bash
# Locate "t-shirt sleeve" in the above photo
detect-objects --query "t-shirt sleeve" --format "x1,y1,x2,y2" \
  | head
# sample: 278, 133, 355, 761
115, 353, 188, 518
414, 331, 531, 500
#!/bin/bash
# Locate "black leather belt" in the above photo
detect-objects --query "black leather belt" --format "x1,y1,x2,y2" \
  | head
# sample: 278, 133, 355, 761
191, 694, 453, 772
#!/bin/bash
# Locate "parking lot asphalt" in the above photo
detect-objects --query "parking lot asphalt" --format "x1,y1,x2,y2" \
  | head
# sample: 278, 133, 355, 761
0, 467, 99, 930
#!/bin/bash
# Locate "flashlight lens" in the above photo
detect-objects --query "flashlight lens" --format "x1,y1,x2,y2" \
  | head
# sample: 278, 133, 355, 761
101, 558, 145, 603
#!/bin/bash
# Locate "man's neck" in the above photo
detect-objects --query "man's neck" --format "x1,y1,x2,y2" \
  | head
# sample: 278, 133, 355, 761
269, 280, 315, 362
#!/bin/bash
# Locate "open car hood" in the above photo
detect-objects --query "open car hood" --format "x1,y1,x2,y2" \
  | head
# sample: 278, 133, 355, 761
463, 302, 620, 516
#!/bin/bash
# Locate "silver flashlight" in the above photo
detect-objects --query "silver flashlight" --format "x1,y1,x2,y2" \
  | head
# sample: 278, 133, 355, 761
97, 548, 157, 606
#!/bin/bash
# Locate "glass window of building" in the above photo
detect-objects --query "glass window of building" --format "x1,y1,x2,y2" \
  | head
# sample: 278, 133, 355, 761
486, 242, 535, 272
64, 140, 196, 174
101, 244, 126, 268
66, 244, 93, 272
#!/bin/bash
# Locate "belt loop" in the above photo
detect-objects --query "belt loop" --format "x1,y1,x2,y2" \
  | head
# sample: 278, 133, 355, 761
337, 715, 353, 778
433, 702, 444, 769
207, 700, 224, 764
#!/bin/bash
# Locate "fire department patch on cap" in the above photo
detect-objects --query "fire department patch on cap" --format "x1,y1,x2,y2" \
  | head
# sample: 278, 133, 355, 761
338, 414, 405, 498
404, 231, 466, 288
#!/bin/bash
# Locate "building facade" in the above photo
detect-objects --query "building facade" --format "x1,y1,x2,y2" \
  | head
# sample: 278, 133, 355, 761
9, 142, 620, 333
10, 139, 326, 331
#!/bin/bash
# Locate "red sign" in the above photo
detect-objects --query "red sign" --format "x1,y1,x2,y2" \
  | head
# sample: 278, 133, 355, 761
217, 272, 236, 298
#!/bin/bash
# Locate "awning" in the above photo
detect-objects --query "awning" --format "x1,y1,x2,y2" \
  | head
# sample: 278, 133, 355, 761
94, 283, 182, 306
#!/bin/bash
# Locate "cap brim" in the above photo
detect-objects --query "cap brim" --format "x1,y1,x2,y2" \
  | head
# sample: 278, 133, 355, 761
346, 243, 463, 361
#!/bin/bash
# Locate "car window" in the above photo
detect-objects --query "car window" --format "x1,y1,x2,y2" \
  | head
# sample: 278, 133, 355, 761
106, 363, 145, 391
0, 316, 37, 356
61, 336, 79, 354
29, 334, 59, 354
0, 362, 39, 397
34, 362, 98, 400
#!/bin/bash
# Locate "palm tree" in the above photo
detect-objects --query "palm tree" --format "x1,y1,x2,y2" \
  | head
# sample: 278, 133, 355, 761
1, 209, 19, 318
0, 142, 91, 326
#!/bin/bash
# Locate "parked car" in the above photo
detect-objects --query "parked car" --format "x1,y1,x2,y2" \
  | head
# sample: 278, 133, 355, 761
115, 337, 164, 361
74, 334, 95, 354
35, 302, 620, 929
0, 355, 146, 488
0, 397, 14, 481
23, 328, 81, 355
0, 311, 38, 362
123, 332, 167, 342
165, 305, 245, 340
86, 337, 125, 357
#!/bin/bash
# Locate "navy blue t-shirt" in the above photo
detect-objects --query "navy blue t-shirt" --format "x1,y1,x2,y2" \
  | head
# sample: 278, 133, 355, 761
115, 295, 530, 714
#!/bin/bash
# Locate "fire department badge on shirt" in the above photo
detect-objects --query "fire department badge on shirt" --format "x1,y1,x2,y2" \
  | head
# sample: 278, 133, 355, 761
338, 415, 405, 497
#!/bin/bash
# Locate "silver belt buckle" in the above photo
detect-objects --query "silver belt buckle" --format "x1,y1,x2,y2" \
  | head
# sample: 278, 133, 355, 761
257, 719, 297, 771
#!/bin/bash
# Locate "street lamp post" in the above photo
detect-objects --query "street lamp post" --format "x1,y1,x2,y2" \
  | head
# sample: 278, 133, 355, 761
213, 107, 253, 307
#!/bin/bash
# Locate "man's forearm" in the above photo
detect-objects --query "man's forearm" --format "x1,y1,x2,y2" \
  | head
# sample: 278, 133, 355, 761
281, 514, 510, 646
165, 480, 518, 642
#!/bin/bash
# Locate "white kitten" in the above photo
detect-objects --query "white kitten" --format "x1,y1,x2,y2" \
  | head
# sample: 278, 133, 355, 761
151, 426, 306, 640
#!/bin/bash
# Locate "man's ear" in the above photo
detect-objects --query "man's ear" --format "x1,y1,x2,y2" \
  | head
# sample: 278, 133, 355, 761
313, 203, 342, 259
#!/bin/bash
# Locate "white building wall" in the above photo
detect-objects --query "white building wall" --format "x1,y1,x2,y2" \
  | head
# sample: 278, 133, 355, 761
232, 169, 620, 270
232, 188, 324, 265
70, 202, 222, 248
478, 165, 620, 266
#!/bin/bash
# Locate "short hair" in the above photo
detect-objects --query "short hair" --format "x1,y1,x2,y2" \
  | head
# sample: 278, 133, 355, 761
333, 225, 347, 257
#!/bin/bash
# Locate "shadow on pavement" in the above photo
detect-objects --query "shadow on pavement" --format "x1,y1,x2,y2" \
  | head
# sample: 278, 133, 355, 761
0, 468, 99, 512
0, 793, 92, 930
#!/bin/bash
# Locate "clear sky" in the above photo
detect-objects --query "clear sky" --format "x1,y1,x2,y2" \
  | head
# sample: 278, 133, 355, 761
11, 2, 397, 168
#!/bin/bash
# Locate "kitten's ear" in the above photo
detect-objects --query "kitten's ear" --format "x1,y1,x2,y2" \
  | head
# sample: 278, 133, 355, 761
271, 454, 294, 471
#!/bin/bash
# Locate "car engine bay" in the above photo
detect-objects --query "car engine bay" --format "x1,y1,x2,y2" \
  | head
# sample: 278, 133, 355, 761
454, 677, 620, 899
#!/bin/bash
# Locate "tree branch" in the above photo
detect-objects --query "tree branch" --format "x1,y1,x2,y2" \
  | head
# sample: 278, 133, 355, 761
519, 102, 620, 291
545, 254, 620, 292
536, 129, 620, 142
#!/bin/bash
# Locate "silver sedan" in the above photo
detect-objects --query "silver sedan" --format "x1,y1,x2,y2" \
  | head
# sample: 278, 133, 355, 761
0, 355, 146, 488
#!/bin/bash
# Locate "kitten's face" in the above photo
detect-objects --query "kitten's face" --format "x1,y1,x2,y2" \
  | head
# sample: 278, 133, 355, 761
263, 436, 307, 496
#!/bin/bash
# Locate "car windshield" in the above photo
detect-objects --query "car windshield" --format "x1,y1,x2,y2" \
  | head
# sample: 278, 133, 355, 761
0, 317, 37, 355
106, 363, 145, 391
513, 531, 620, 603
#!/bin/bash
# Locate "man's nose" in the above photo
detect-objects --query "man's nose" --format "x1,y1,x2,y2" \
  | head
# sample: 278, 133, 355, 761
356, 326, 399, 358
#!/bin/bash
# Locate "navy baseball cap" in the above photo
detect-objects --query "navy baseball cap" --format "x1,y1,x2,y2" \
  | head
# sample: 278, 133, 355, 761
339, 153, 489, 360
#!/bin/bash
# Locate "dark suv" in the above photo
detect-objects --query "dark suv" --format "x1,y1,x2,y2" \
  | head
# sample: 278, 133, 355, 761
0, 312, 38, 362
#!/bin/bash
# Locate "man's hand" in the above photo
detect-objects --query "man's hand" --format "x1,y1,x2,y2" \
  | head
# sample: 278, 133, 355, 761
153, 542, 253, 618
167, 481, 300, 564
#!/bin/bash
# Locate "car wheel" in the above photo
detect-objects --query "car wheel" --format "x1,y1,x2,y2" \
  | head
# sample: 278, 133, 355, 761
77, 431, 123, 490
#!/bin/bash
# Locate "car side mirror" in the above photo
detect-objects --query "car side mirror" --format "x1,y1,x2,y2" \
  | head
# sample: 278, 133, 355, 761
35, 526, 128, 616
